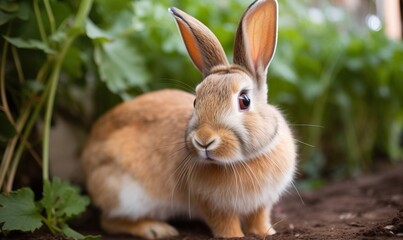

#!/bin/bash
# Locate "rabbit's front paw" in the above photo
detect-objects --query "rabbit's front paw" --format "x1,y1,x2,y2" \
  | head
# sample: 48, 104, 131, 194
140, 222, 179, 239
101, 216, 179, 239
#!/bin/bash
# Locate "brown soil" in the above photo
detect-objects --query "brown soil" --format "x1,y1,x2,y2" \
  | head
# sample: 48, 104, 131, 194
4, 162, 403, 240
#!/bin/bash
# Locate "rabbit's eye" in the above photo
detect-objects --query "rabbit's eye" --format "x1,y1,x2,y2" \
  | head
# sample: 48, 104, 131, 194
238, 93, 250, 110
193, 99, 196, 108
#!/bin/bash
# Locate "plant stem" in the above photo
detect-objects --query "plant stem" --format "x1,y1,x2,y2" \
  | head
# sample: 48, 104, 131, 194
42, 0, 94, 181
0, 26, 14, 125
4, 103, 32, 193
11, 46, 24, 84
5, 81, 52, 192
37, 57, 52, 84
0, 26, 15, 192
44, 0, 56, 35
41, 32, 77, 181
0, 105, 31, 192
33, 0, 48, 45
41, 215, 63, 234
42, 54, 65, 181
0, 139, 17, 192
1, 42, 54, 191
72, 0, 94, 30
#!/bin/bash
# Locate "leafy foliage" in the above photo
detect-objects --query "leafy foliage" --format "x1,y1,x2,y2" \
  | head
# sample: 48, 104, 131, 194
0, 179, 94, 239
4, 36, 56, 54
0, 1, 29, 25
0, 188, 42, 232
269, 1, 403, 179
1, 0, 95, 238
41, 179, 89, 221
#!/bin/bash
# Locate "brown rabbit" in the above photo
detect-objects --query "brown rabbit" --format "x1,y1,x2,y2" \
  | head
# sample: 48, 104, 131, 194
82, 0, 296, 238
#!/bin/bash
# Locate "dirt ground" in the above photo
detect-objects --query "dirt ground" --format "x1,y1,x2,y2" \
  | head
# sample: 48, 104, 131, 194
5, 162, 403, 240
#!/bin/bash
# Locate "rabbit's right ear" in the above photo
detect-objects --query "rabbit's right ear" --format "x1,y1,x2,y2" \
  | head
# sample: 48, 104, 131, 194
169, 7, 228, 77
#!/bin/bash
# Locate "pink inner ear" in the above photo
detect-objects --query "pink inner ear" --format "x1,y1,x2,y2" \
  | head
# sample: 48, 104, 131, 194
246, 0, 277, 69
176, 19, 205, 71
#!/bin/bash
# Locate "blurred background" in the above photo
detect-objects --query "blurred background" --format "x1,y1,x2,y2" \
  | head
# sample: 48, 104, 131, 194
0, 0, 402, 191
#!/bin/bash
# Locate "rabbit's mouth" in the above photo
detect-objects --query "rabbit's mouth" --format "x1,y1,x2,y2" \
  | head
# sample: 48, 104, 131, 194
199, 156, 218, 164
205, 152, 218, 163
198, 150, 218, 163
198, 151, 241, 166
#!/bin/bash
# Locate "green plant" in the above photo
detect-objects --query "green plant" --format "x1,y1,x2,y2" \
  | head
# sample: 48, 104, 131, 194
270, 1, 403, 180
0, 0, 97, 238
0, 179, 94, 239
0, 0, 93, 189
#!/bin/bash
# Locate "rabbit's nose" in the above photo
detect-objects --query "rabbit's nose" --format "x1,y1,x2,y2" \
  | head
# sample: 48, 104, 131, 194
194, 138, 215, 149
192, 136, 220, 151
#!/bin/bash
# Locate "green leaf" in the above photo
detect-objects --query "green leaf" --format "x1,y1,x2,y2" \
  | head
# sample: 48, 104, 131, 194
83, 235, 102, 240
57, 188, 89, 219
41, 179, 89, 220
0, 1, 19, 12
0, 111, 16, 141
0, 188, 43, 232
62, 224, 100, 240
15, 2, 29, 21
0, 1, 28, 25
61, 224, 84, 239
86, 20, 111, 43
94, 38, 149, 99
49, 28, 67, 44
3, 36, 56, 54
0, 11, 15, 25
94, 0, 132, 23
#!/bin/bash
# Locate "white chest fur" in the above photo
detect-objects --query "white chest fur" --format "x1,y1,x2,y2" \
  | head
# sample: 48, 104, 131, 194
191, 169, 293, 215
109, 156, 294, 220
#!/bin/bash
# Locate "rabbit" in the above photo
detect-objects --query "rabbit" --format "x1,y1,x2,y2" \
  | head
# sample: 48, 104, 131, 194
81, 0, 296, 239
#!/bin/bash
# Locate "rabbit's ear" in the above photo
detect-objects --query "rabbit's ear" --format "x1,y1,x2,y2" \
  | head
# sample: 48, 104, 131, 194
233, 0, 278, 87
169, 7, 228, 77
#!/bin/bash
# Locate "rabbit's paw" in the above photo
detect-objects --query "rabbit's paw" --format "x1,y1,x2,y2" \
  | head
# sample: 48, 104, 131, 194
140, 222, 179, 239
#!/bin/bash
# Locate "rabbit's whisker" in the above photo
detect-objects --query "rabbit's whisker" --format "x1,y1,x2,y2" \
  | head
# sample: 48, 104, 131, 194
170, 153, 192, 207
228, 163, 237, 215
231, 161, 245, 215
156, 78, 196, 93
240, 160, 260, 195
167, 146, 187, 159
289, 123, 324, 128
186, 157, 199, 219
153, 141, 186, 150
291, 181, 305, 206
295, 139, 315, 148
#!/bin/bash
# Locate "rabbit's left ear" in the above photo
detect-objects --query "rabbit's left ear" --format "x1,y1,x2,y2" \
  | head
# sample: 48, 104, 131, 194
233, 0, 278, 87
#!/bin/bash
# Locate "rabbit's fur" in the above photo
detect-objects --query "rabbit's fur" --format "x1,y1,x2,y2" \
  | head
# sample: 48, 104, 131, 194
82, 0, 296, 238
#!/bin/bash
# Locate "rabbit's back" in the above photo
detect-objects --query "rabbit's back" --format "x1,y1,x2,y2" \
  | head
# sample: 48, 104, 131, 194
86, 89, 194, 143
81, 89, 195, 216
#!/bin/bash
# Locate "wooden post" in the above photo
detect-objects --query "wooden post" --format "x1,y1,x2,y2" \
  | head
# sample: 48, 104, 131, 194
383, 0, 402, 40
